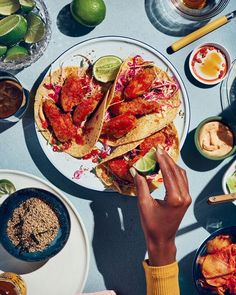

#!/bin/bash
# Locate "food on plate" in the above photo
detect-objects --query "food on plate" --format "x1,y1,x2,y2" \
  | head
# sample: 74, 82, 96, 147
100, 55, 180, 146
34, 66, 110, 157
0, 179, 16, 196
226, 171, 236, 193
197, 235, 236, 294
96, 123, 179, 196
197, 121, 234, 158
7, 197, 60, 253
93, 55, 123, 83
190, 45, 228, 84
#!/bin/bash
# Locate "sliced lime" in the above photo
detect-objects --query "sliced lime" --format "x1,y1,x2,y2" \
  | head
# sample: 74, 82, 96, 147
19, 0, 36, 12
0, 14, 27, 46
4, 45, 29, 61
227, 173, 236, 193
93, 55, 122, 83
0, 45, 7, 57
133, 147, 157, 175
24, 12, 45, 44
0, 0, 20, 16
0, 179, 16, 197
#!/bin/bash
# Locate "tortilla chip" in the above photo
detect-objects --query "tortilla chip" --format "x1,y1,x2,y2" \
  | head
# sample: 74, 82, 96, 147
34, 66, 110, 158
96, 123, 179, 196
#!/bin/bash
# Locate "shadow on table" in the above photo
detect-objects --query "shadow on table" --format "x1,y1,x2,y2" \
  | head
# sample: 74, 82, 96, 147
90, 198, 146, 295
57, 4, 94, 37
145, 0, 208, 37
179, 250, 198, 295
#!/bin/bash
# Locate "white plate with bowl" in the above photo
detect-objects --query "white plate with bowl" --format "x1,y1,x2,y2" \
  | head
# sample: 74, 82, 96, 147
35, 35, 190, 192
0, 170, 89, 295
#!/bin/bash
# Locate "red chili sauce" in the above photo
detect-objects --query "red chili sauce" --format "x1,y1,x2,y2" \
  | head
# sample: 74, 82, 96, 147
0, 281, 19, 295
0, 80, 24, 119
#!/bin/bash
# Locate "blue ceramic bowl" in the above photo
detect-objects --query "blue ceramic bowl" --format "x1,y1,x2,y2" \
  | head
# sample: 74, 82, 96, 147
193, 225, 236, 294
0, 188, 71, 262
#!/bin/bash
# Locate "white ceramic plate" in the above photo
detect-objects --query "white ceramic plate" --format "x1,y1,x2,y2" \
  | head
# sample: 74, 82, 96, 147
0, 170, 89, 295
222, 159, 236, 196
35, 36, 190, 192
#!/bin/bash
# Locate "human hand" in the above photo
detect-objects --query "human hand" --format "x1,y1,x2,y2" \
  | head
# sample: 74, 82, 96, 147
130, 147, 192, 266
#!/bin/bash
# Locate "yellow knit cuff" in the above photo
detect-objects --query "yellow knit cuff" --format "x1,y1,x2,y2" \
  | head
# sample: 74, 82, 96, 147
143, 260, 179, 278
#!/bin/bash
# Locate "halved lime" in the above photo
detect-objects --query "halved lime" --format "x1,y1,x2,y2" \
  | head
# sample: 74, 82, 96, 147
0, 14, 27, 46
0, 0, 20, 16
4, 45, 29, 61
24, 12, 45, 44
133, 148, 157, 175
93, 55, 122, 83
19, 0, 36, 12
0, 45, 7, 57
227, 173, 236, 193
0, 179, 16, 197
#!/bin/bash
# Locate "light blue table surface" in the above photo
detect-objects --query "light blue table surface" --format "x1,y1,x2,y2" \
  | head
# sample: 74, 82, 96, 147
1, 0, 236, 294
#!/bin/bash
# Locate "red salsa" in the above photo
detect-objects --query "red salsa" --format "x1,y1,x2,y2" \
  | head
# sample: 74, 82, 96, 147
0, 80, 24, 119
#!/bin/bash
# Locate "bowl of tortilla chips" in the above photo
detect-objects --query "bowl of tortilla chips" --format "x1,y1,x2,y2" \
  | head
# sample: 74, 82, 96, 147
193, 226, 236, 294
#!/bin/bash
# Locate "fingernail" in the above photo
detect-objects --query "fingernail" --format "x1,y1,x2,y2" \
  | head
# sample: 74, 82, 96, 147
157, 147, 163, 155
129, 167, 137, 177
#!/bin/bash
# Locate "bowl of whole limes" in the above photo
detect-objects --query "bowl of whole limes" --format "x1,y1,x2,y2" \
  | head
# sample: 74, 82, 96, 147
0, 0, 51, 70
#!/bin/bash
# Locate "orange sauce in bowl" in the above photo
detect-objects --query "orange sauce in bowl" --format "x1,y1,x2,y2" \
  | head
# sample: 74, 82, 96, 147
182, 0, 206, 9
191, 46, 227, 84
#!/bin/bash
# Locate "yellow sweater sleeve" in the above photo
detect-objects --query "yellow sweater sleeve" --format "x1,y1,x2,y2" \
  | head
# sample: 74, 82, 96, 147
143, 260, 180, 295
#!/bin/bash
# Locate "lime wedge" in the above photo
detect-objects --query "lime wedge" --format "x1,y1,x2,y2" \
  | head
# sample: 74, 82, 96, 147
93, 55, 122, 83
4, 45, 29, 61
227, 173, 236, 193
19, 0, 36, 12
0, 14, 27, 46
0, 179, 16, 197
24, 12, 45, 44
0, 45, 7, 57
0, 0, 20, 16
133, 147, 157, 175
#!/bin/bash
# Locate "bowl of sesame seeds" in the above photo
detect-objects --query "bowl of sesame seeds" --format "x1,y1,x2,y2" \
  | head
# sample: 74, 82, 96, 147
0, 187, 71, 262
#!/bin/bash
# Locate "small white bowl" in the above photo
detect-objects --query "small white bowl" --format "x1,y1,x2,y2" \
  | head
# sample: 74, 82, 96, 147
189, 42, 231, 85
222, 159, 236, 194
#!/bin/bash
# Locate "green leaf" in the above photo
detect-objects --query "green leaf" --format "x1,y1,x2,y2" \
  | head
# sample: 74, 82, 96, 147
0, 179, 16, 197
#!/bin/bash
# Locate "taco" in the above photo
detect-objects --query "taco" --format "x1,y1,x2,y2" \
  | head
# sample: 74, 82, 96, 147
34, 66, 110, 158
99, 55, 180, 146
96, 123, 179, 196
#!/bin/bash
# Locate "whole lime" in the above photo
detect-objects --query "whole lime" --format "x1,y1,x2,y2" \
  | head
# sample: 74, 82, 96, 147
70, 0, 106, 27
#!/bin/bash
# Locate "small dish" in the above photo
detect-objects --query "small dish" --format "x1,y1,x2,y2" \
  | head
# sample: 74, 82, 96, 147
221, 59, 236, 112
222, 158, 236, 194
194, 116, 236, 160
170, 0, 230, 21
189, 43, 231, 85
0, 0, 51, 71
0, 71, 30, 123
0, 188, 71, 262
193, 225, 236, 294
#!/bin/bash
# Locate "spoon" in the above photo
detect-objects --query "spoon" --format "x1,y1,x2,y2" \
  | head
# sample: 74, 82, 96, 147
208, 193, 236, 204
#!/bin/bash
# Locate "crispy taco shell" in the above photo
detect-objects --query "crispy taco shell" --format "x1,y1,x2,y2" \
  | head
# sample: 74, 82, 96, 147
100, 56, 180, 146
96, 123, 179, 196
34, 66, 110, 158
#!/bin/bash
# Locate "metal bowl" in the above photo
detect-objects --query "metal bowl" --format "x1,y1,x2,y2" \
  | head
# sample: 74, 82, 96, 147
170, 0, 230, 21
